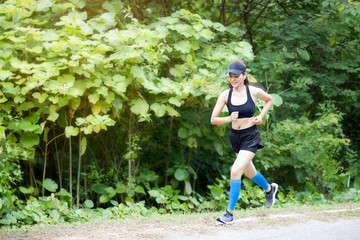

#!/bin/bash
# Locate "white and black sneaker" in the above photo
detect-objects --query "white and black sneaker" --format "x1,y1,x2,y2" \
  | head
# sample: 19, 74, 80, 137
265, 182, 278, 208
216, 210, 234, 224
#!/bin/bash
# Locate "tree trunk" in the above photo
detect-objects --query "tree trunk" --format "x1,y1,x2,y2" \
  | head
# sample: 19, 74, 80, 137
76, 133, 82, 208
159, 0, 168, 16
42, 142, 48, 196
165, 116, 173, 185
128, 79, 134, 183
69, 135, 72, 208
54, 129, 62, 189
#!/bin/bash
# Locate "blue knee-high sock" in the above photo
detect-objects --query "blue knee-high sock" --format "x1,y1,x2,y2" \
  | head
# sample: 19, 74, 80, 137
250, 171, 270, 191
228, 179, 241, 211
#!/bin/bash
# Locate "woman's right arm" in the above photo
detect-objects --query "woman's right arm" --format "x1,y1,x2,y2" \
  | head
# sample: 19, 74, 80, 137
210, 90, 232, 125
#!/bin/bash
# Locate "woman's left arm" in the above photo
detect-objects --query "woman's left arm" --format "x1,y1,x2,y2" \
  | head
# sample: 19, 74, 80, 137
251, 87, 273, 125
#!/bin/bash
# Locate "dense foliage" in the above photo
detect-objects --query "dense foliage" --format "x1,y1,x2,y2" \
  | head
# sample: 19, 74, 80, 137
0, 0, 359, 226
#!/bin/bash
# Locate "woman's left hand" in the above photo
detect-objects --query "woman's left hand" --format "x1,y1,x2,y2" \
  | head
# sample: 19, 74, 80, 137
252, 116, 263, 125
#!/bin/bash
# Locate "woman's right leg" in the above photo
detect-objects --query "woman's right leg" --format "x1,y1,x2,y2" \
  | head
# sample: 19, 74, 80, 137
227, 150, 255, 213
217, 150, 255, 224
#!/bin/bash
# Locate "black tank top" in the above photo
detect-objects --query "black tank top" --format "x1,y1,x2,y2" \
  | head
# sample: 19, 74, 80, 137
227, 86, 255, 118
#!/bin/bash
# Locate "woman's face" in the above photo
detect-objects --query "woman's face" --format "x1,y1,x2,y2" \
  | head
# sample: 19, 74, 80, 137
228, 72, 246, 87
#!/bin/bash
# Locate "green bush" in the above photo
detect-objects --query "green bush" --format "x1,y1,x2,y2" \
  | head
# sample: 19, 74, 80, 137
207, 176, 268, 211
259, 112, 353, 193
0, 138, 32, 214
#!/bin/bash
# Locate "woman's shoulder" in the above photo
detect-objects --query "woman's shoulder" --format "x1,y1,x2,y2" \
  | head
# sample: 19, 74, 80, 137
220, 88, 231, 97
248, 85, 265, 94
218, 88, 231, 102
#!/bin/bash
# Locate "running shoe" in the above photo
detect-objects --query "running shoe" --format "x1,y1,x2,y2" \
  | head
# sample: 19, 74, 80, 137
265, 182, 278, 208
216, 210, 233, 224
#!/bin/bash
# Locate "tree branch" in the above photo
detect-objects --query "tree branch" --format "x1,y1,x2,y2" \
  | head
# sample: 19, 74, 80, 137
242, 0, 272, 42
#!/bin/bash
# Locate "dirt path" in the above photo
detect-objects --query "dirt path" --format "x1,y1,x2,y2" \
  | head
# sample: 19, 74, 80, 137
168, 207, 360, 240
1, 204, 360, 240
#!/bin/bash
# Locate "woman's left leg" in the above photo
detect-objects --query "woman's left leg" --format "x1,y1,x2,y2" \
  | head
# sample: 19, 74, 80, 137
244, 161, 278, 208
244, 161, 271, 193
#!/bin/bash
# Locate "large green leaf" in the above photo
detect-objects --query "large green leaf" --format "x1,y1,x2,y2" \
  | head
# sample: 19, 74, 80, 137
19, 120, 39, 132
112, 98, 123, 110
210, 185, 223, 199
174, 40, 191, 54
88, 92, 100, 104
354, 177, 360, 190
47, 105, 59, 122
20, 133, 39, 147
184, 180, 192, 195
80, 136, 87, 156
102, 0, 124, 13
57, 110, 68, 128
270, 94, 283, 107
99, 195, 111, 203
36, 0, 54, 11
17, 102, 34, 112
105, 187, 116, 198
91, 184, 107, 194
130, 99, 149, 115
214, 140, 223, 156
150, 103, 166, 117
112, 74, 127, 93
131, 66, 146, 81
297, 48, 310, 61
55, 188, 72, 202
178, 127, 188, 139
0, 126, 5, 140
65, 126, 79, 138
169, 64, 188, 78
84, 199, 94, 209
50, 210, 60, 221
174, 169, 188, 181
165, 105, 180, 117
43, 178, 58, 192
57, 74, 75, 83
19, 186, 35, 194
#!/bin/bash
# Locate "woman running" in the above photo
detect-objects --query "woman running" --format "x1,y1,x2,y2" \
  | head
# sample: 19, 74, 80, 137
210, 60, 278, 224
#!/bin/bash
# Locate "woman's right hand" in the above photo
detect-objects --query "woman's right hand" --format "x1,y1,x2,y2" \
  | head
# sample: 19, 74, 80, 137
230, 111, 239, 121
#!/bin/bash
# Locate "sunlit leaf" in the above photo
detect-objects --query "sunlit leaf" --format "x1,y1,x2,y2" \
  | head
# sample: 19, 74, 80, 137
130, 99, 149, 115
19, 186, 35, 194
80, 136, 87, 156
48, 105, 59, 122
166, 105, 180, 117
270, 94, 283, 107
174, 40, 191, 53
65, 126, 79, 138
92, 104, 101, 115
185, 180, 192, 195
150, 103, 166, 117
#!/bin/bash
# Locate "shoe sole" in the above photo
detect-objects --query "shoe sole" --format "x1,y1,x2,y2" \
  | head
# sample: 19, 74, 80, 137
267, 183, 278, 208
216, 218, 233, 225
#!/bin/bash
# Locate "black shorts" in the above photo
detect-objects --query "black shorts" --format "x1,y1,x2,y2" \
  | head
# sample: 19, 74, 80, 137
229, 125, 264, 154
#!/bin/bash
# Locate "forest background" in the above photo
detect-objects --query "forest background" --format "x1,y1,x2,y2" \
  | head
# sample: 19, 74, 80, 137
0, 0, 359, 226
